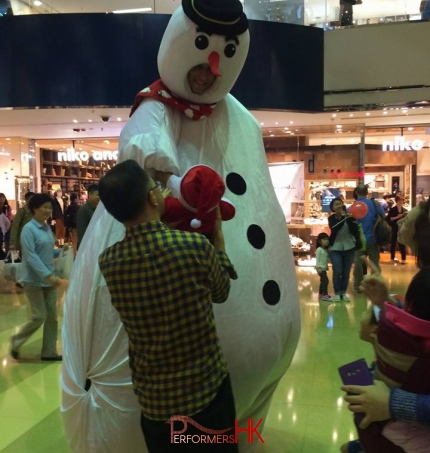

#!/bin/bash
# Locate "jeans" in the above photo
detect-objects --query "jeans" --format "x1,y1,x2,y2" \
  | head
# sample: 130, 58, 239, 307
330, 249, 355, 295
140, 375, 238, 453
354, 243, 381, 290
319, 271, 329, 295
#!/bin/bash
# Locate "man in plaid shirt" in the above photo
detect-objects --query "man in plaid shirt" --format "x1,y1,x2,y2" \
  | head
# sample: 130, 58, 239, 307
98, 160, 238, 452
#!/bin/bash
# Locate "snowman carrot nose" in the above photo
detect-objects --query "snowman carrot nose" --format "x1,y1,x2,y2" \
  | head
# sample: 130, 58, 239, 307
208, 51, 221, 77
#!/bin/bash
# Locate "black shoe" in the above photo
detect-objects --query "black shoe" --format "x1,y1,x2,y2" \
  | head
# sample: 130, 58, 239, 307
10, 337, 19, 359
41, 355, 62, 361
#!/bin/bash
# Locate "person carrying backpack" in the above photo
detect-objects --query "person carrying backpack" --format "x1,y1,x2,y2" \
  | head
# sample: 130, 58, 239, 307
353, 184, 386, 293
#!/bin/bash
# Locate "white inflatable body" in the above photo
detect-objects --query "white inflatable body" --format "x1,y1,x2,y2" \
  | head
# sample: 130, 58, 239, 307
61, 5, 300, 453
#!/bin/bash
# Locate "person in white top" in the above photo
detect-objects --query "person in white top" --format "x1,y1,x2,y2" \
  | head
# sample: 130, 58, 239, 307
316, 232, 332, 301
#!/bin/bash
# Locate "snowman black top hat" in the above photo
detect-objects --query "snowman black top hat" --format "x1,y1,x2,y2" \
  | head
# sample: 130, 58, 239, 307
182, 0, 248, 36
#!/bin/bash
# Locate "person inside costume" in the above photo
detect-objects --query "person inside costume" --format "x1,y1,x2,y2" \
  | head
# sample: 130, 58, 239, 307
61, 1, 300, 452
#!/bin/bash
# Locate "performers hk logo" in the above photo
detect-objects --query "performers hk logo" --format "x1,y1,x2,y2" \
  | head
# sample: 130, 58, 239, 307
167, 416, 264, 445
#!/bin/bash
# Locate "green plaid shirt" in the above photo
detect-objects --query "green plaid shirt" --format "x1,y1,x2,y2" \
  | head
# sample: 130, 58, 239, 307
99, 221, 236, 421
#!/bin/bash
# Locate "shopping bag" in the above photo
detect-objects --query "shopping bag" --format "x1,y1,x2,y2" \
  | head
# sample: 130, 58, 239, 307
2, 251, 22, 283
55, 248, 74, 280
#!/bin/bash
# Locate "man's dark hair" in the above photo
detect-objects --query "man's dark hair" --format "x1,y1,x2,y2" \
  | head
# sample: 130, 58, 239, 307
87, 184, 99, 194
355, 184, 368, 197
29, 193, 53, 213
99, 160, 152, 223
70, 193, 78, 202
24, 191, 35, 201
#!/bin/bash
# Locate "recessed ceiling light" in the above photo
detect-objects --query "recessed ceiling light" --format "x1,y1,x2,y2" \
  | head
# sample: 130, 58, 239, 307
34, 0, 42, 6
260, 122, 264, 126
112, 7, 152, 13
383, 111, 388, 115
88, 119, 93, 123
289, 121, 294, 125
117, 117, 122, 121
366, 112, 370, 116
73, 119, 78, 123
349, 114, 354, 117
408, 127, 414, 130
332, 114, 337, 118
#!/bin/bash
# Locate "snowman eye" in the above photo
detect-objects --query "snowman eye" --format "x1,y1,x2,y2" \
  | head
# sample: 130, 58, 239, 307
195, 35, 209, 50
224, 43, 236, 58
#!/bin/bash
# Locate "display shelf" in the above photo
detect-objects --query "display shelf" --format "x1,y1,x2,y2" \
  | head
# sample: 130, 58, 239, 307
40, 148, 115, 194
305, 180, 358, 218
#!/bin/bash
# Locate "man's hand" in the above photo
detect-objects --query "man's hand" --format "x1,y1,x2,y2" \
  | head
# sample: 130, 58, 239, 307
209, 206, 225, 253
154, 170, 173, 186
341, 380, 391, 428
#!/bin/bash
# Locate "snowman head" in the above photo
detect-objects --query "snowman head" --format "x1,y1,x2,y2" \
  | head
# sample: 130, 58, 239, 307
158, 0, 250, 105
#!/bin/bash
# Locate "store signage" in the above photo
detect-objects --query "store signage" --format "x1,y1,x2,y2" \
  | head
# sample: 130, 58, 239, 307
382, 136, 426, 152
58, 148, 118, 162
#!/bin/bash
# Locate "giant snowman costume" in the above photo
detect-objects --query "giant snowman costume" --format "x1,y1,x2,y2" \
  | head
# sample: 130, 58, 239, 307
61, 1, 300, 451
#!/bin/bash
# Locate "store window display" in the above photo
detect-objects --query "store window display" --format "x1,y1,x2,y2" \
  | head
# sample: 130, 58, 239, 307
51, 190, 68, 246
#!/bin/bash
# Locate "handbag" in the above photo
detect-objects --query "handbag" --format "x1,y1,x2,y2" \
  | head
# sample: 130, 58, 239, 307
372, 199, 391, 246
2, 251, 22, 283
55, 248, 74, 279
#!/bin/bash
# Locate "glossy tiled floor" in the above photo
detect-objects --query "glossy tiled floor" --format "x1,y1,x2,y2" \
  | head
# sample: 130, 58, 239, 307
0, 254, 416, 453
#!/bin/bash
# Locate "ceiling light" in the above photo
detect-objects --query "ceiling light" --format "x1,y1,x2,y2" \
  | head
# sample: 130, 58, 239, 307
112, 7, 152, 13
349, 114, 354, 117
289, 121, 294, 125
275, 122, 279, 125
408, 127, 414, 130
88, 119, 93, 123
117, 117, 122, 121
336, 124, 342, 128
73, 119, 78, 123
332, 114, 337, 118
34, 0, 42, 6
366, 112, 370, 116
383, 111, 388, 115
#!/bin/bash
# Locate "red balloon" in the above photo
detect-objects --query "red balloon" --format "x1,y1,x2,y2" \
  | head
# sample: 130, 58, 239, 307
350, 201, 368, 219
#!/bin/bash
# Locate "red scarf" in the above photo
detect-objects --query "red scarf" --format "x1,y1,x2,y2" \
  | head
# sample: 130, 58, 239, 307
130, 80, 217, 120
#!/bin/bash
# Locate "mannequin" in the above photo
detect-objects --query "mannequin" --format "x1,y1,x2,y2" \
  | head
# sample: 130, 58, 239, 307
52, 190, 67, 246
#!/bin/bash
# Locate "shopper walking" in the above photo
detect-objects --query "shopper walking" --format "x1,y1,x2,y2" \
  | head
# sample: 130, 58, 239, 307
76, 184, 99, 250
10, 193, 68, 361
9, 191, 35, 254
329, 198, 361, 302
353, 184, 385, 292
0, 192, 12, 259
386, 195, 408, 264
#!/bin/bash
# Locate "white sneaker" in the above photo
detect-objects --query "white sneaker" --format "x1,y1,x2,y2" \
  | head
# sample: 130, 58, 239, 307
342, 295, 350, 302
334, 295, 342, 302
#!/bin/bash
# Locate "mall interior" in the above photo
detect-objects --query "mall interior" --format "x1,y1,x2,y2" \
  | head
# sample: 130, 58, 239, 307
1, 1, 430, 452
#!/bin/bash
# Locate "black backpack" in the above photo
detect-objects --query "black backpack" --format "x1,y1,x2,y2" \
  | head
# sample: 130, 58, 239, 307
372, 199, 391, 246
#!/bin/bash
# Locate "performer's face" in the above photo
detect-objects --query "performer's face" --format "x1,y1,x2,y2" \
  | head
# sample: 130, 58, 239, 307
187, 64, 217, 95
